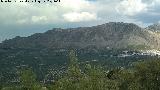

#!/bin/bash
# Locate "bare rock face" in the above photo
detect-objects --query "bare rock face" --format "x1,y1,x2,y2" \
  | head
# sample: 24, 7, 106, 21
1, 22, 160, 50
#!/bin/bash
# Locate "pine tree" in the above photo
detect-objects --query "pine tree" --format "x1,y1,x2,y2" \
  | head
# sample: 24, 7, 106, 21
53, 50, 83, 90
19, 68, 41, 90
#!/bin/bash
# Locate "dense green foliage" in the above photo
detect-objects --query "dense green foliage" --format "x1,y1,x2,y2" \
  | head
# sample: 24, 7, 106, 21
1, 51, 160, 90
0, 48, 156, 84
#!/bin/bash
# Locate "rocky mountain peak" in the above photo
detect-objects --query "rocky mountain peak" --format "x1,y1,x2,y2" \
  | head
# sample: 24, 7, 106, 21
147, 23, 160, 31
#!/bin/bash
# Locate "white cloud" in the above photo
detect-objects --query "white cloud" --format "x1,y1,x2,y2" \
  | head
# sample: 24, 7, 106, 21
0, 0, 159, 26
60, 0, 92, 11
31, 16, 48, 23
63, 12, 97, 22
17, 18, 29, 24
0, 0, 97, 25
116, 0, 147, 16
151, 0, 160, 6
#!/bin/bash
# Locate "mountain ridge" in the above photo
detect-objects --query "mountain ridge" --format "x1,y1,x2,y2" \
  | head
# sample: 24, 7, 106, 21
1, 22, 160, 50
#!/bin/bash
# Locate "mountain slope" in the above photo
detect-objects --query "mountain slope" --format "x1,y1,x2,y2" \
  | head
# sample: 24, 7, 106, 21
1, 22, 160, 83
1, 22, 160, 50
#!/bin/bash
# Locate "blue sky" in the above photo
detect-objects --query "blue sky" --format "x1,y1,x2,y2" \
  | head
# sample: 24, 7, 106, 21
0, 0, 160, 42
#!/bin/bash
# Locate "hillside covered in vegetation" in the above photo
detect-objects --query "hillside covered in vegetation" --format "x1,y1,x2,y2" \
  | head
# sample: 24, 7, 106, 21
1, 50, 160, 90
